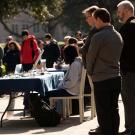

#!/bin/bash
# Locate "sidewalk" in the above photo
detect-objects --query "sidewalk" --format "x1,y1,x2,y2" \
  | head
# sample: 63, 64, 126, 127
0, 95, 125, 135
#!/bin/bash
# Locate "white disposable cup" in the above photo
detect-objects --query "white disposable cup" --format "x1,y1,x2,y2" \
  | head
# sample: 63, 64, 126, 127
41, 59, 46, 70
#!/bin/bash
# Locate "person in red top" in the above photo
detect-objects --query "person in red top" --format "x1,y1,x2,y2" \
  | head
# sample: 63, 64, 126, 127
21, 30, 40, 110
21, 29, 40, 71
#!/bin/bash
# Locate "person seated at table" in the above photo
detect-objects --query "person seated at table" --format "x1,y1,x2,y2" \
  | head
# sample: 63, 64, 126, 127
67, 37, 82, 55
46, 44, 83, 98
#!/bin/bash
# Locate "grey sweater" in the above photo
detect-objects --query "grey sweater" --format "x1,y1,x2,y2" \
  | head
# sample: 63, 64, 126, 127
58, 57, 83, 95
86, 25, 123, 82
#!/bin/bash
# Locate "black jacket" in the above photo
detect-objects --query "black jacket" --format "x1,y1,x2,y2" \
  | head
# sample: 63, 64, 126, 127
80, 27, 98, 68
120, 16, 135, 73
42, 41, 60, 68
3, 50, 20, 72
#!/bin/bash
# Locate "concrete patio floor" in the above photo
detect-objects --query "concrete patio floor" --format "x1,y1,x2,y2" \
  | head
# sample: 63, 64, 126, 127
0, 95, 125, 135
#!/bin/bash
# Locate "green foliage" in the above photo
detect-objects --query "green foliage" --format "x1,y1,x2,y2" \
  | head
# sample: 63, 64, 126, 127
59, 0, 124, 34
0, 65, 6, 77
61, 0, 89, 33
0, 0, 64, 22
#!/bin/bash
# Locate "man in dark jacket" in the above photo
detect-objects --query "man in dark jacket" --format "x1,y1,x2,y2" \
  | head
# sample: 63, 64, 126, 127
117, 1, 135, 135
80, 5, 99, 68
42, 33, 60, 68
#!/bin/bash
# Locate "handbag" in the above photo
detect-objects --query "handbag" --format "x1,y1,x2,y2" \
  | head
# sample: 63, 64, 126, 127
29, 93, 61, 127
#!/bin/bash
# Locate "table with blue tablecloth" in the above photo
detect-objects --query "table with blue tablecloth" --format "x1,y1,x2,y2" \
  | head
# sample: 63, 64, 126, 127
0, 71, 64, 127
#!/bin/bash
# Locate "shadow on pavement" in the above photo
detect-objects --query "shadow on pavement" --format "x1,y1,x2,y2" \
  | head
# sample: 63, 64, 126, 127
0, 115, 90, 134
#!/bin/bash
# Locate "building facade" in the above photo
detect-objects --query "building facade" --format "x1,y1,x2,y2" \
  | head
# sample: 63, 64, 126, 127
0, 12, 71, 43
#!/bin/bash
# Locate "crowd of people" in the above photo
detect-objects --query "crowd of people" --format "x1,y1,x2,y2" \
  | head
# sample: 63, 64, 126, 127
0, 0, 135, 135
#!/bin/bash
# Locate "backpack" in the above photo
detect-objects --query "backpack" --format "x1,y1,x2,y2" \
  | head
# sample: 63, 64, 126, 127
29, 93, 61, 127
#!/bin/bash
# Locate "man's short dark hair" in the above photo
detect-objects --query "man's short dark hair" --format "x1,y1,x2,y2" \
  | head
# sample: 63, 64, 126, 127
68, 37, 78, 45
93, 8, 111, 23
45, 33, 52, 39
21, 29, 29, 37
63, 45, 79, 64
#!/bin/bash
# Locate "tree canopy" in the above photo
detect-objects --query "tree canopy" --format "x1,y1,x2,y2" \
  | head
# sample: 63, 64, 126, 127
63, 0, 134, 31
59, 0, 125, 34
0, 0, 64, 22
1, 0, 135, 37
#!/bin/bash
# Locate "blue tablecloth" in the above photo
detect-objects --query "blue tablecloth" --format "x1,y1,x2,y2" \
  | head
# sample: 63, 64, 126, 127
0, 72, 64, 96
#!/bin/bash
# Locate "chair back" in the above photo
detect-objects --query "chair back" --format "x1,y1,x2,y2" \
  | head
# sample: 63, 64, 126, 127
87, 75, 94, 92
14, 64, 22, 74
79, 66, 86, 96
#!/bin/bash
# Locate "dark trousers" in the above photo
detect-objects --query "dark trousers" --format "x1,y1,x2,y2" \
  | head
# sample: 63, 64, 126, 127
22, 63, 33, 109
94, 76, 121, 135
121, 72, 135, 134
46, 89, 73, 97
22, 63, 33, 72
44, 89, 73, 109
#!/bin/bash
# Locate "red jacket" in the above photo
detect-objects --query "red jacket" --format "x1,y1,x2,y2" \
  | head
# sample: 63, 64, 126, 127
20, 35, 40, 64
